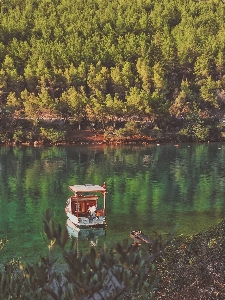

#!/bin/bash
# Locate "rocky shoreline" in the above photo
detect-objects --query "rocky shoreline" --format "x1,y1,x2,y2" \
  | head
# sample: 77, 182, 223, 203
155, 219, 225, 299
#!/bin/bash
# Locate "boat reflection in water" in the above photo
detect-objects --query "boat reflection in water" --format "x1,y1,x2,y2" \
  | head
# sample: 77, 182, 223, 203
66, 218, 106, 246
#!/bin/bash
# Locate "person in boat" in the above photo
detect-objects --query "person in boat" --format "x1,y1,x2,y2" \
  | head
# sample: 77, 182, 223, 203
88, 205, 97, 218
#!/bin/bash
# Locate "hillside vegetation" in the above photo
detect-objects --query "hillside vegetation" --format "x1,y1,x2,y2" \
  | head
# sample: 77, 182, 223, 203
0, 0, 225, 143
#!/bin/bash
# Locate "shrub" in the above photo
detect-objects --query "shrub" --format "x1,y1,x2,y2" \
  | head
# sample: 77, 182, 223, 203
177, 125, 210, 142
0, 209, 175, 299
13, 127, 34, 143
40, 127, 66, 144
13, 127, 25, 143
149, 126, 163, 139
0, 132, 11, 143
114, 121, 140, 138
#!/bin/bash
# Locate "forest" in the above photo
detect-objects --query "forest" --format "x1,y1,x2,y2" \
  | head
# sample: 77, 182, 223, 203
0, 0, 225, 143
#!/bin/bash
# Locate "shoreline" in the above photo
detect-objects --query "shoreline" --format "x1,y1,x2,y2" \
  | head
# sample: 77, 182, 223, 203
0, 130, 164, 146
2, 129, 225, 147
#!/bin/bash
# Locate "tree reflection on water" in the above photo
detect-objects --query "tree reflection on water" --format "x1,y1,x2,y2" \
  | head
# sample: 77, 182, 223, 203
1, 143, 225, 262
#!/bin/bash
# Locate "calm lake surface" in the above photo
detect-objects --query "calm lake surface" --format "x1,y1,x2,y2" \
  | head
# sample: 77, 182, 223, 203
1, 142, 225, 263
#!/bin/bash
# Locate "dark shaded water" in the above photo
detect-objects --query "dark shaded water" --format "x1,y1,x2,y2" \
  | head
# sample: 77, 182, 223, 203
1, 142, 225, 263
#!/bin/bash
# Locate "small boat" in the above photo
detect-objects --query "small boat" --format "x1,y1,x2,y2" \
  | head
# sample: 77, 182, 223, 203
65, 183, 107, 228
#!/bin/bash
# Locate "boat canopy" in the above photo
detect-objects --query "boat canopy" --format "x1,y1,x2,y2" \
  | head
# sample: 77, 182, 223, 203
69, 184, 106, 194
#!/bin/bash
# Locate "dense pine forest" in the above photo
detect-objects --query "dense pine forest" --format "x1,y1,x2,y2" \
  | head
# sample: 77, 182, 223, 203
1, 0, 225, 143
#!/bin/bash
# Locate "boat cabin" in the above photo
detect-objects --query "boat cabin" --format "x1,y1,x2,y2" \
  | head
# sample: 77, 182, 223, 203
70, 194, 100, 217
65, 184, 106, 224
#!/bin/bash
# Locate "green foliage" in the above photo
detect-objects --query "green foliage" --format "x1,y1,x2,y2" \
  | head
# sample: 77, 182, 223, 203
0, 256, 59, 300
0, 209, 175, 299
13, 127, 24, 143
12, 126, 34, 143
177, 113, 221, 142
104, 127, 116, 142
114, 121, 140, 138
40, 127, 66, 144
150, 126, 163, 140
58, 86, 87, 128
178, 125, 209, 142
0, 0, 225, 139
0, 133, 9, 143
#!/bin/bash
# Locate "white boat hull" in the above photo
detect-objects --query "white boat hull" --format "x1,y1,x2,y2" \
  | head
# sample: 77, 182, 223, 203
66, 212, 106, 228
66, 212, 79, 226
66, 219, 105, 239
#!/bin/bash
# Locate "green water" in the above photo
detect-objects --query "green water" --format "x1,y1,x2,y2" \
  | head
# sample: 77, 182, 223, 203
1, 143, 225, 263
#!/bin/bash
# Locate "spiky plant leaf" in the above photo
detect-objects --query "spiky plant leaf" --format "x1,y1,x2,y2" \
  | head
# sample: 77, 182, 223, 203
61, 227, 69, 248
49, 219, 55, 237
